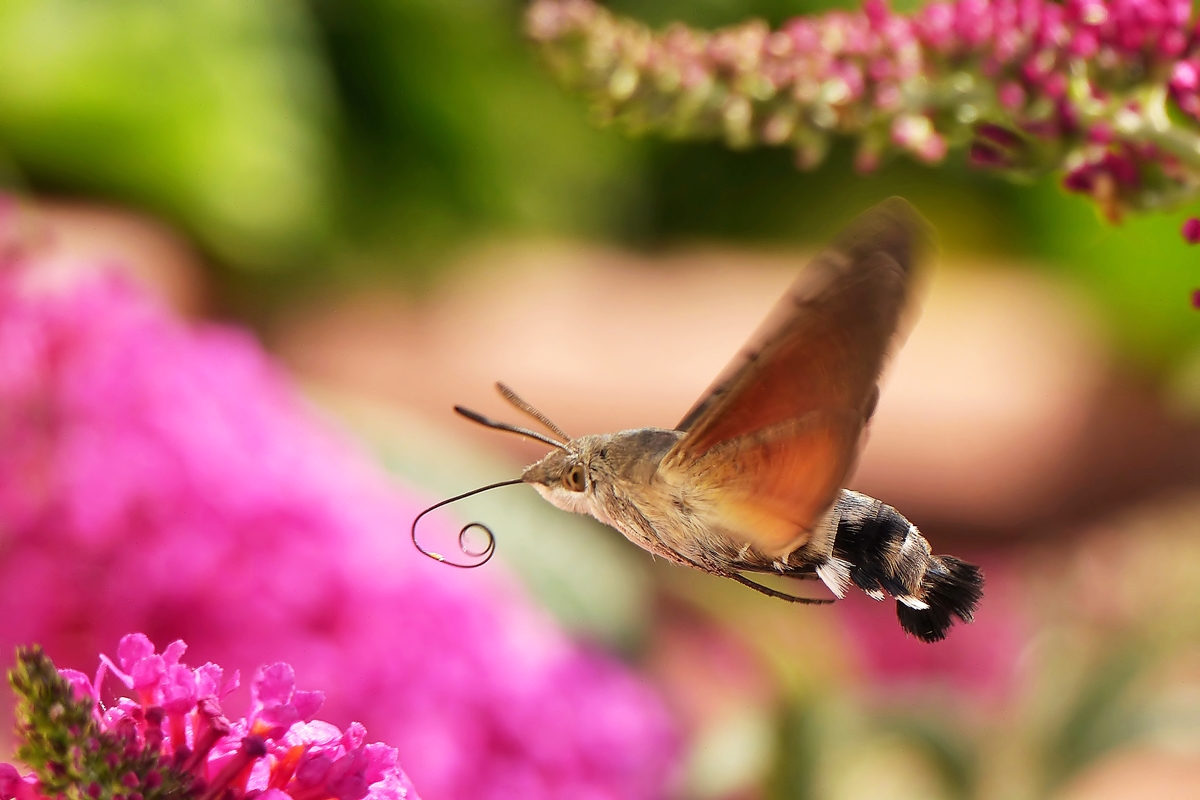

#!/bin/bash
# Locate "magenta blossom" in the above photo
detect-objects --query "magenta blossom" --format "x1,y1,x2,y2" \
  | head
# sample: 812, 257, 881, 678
0, 766, 38, 800
1182, 216, 1200, 242
0, 210, 678, 800
0, 634, 419, 800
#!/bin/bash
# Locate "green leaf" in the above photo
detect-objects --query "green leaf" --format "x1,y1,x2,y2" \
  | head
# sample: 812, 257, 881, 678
0, 0, 334, 269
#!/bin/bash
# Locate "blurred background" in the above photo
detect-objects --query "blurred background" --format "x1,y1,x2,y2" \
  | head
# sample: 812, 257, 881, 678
2, 0, 1200, 798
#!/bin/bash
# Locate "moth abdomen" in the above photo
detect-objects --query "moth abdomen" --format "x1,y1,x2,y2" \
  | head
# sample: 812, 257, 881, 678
831, 490, 983, 643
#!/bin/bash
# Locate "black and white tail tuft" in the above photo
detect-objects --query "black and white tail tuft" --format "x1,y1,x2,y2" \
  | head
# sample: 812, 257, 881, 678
830, 490, 984, 643
893, 555, 984, 643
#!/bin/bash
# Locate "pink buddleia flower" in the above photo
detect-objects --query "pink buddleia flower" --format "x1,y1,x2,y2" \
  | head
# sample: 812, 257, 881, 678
0, 636, 421, 800
0, 208, 679, 800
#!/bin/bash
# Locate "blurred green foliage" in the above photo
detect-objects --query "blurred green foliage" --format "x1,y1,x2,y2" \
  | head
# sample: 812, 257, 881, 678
0, 0, 333, 269
309, 0, 641, 260
0, 0, 1196, 365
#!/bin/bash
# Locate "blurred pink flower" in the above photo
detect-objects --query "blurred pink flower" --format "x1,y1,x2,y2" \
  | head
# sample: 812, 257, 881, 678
0, 226, 678, 800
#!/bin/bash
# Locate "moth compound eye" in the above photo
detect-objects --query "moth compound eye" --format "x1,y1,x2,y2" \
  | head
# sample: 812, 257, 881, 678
564, 464, 586, 492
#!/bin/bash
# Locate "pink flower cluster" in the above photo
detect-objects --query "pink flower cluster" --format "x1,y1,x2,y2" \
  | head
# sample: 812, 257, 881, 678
528, 0, 1200, 223
0, 215, 678, 800
1, 634, 420, 800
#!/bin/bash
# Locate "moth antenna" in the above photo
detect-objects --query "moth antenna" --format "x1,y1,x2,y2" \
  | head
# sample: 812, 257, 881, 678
495, 382, 571, 444
411, 478, 525, 568
454, 405, 570, 452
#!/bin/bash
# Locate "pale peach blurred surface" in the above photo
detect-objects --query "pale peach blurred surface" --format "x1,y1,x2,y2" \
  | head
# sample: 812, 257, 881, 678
1057, 749, 1200, 800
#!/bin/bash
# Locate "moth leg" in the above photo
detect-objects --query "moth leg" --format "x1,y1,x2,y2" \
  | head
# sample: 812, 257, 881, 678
737, 561, 821, 580
728, 573, 835, 605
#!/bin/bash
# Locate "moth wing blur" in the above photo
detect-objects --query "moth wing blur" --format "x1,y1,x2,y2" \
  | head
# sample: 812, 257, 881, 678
677, 409, 862, 557
662, 198, 931, 556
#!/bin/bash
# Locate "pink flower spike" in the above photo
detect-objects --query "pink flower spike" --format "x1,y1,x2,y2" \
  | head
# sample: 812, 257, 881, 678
1182, 216, 1200, 243
1192, 288, 1200, 308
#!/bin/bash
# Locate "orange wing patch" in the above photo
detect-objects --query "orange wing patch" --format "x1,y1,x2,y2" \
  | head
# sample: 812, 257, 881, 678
665, 410, 862, 557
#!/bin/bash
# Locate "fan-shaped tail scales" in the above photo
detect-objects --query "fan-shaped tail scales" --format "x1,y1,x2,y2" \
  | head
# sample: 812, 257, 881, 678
827, 490, 983, 642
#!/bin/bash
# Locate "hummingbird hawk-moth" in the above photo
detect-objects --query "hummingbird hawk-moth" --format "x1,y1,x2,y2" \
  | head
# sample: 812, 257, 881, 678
415, 198, 983, 642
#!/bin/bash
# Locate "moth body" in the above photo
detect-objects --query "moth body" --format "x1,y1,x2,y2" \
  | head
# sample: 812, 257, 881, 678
445, 198, 984, 642
522, 435, 978, 641
522, 428, 707, 567
522, 429, 842, 584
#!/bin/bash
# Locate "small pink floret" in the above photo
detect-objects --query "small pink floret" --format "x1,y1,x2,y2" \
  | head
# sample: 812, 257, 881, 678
998, 81, 1026, 111
1171, 61, 1199, 92
1181, 217, 1200, 243
117, 634, 155, 673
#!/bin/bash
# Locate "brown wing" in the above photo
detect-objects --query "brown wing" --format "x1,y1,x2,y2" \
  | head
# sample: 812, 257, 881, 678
662, 197, 932, 556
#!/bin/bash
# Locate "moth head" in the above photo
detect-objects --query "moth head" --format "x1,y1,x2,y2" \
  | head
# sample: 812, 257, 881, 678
519, 441, 609, 517
520, 448, 586, 491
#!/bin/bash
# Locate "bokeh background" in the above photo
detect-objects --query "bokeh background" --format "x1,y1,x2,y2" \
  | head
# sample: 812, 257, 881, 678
2, 1, 1200, 799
